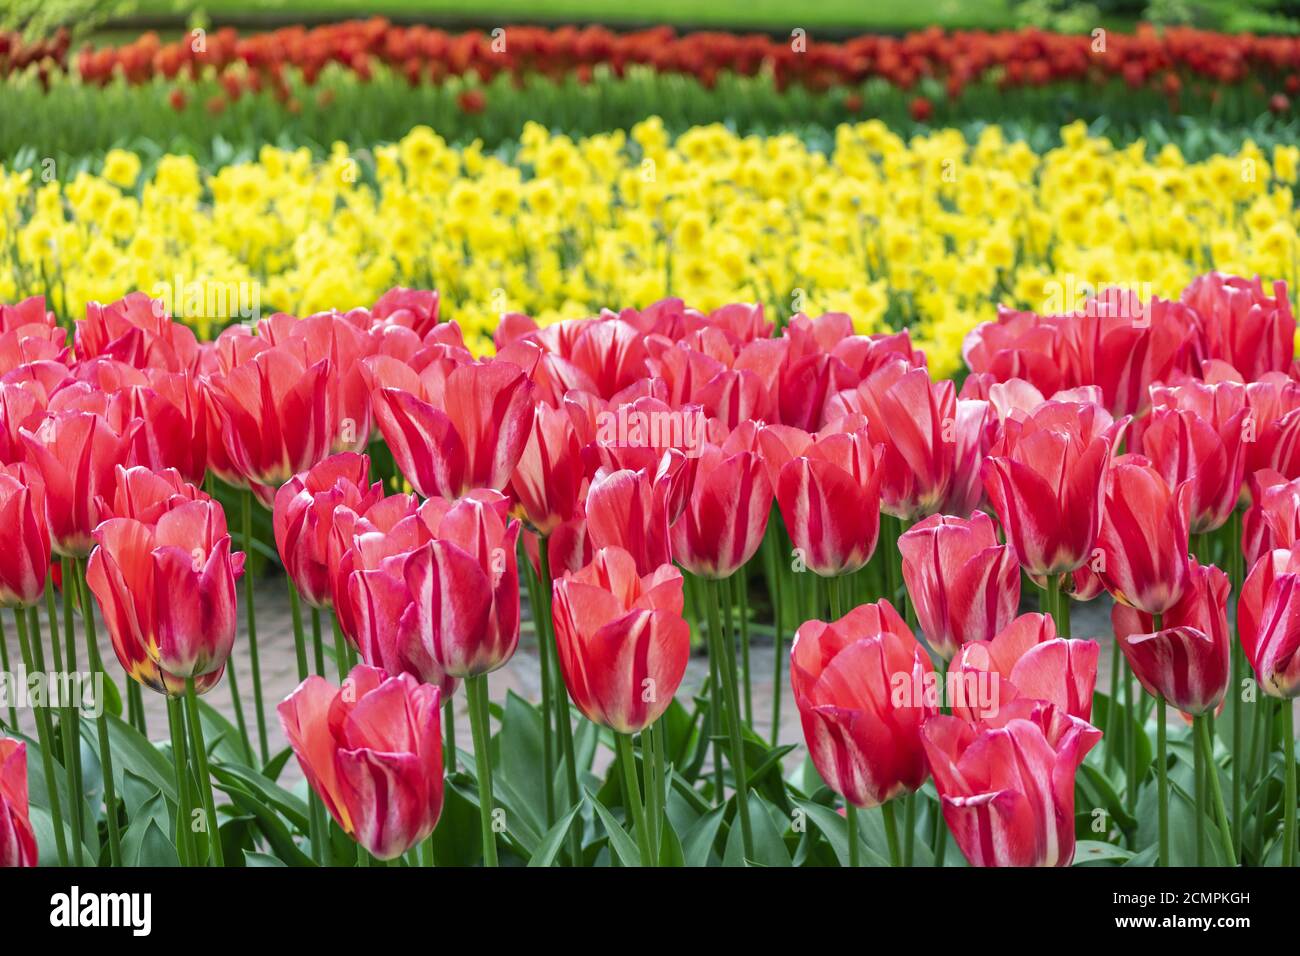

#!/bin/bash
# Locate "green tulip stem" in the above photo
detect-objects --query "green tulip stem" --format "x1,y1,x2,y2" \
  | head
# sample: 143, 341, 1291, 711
1195, 715, 1237, 866
241, 489, 269, 764
184, 676, 225, 866
705, 577, 753, 860
75, 558, 122, 866
465, 673, 499, 867
12, 605, 68, 865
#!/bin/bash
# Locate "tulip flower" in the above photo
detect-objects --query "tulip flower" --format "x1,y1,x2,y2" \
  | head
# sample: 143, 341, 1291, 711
1112, 559, 1230, 715
403, 490, 521, 678
585, 451, 681, 577
982, 399, 1126, 579
774, 426, 884, 577
76, 292, 200, 372
669, 442, 772, 580
86, 497, 244, 692
278, 665, 444, 861
20, 409, 138, 556
922, 699, 1101, 867
551, 547, 690, 734
949, 613, 1099, 723
1182, 273, 1295, 382
509, 401, 584, 536
1142, 380, 1248, 533
0, 465, 49, 608
347, 559, 458, 696
790, 601, 936, 811
371, 359, 535, 500
206, 346, 333, 501
274, 453, 383, 608
1239, 544, 1300, 699
327, 492, 422, 645
0, 739, 36, 867
898, 511, 1020, 661
107, 464, 208, 523
1095, 455, 1193, 615
839, 358, 957, 519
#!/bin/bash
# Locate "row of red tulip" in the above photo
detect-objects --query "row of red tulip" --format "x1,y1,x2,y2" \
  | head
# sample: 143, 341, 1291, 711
0, 269, 1297, 866
8, 22, 1300, 101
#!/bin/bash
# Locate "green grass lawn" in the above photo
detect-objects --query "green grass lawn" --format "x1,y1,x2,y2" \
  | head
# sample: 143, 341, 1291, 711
126, 0, 1015, 32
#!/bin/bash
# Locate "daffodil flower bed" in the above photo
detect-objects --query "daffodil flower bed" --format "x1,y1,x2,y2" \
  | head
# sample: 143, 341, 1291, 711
3, 117, 1299, 374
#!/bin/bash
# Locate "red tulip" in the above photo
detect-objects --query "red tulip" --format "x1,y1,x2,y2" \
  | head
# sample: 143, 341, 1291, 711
1243, 470, 1300, 565
509, 401, 584, 536
922, 699, 1101, 867
1238, 544, 1300, 699
86, 496, 244, 692
207, 346, 333, 501
107, 464, 207, 523
347, 557, 458, 696
278, 665, 444, 860
0, 465, 48, 607
76, 293, 200, 372
274, 453, 383, 608
842, 359, 957, 520
1140, 380, 1248, 533
1183, 273, 1295, 382
1096, 455, 1193, 615
402, 490, 520, 677
670, 440, 771, 579
1112, 559, 1230, 715
898, 511, 1020, 661
585, 451, 681, 577
371, 359, 535, 500
774, 425, 884, 577
790, 601, 936, 808
20, 409, 137, 556
982, 400, 1126, 578
551, 547, 690, 733
0, 739, 36, 867
950, 613, 1099, 723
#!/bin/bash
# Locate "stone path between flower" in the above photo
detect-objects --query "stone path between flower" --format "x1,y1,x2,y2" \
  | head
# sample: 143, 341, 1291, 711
2, 575, 1118, 787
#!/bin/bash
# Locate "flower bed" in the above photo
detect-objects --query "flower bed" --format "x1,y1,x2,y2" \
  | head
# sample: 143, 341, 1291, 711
0, 266, 1297, 869
3, 120, 1297, 377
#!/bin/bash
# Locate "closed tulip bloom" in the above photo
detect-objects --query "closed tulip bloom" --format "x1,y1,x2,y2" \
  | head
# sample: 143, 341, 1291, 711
1096, 455, 1193, 615
982, 400, 1126, 578
372, 360, 535, 500
1113, 559, 1230, 715
585, 451, 681, 577
0, 466, 49, 607
86, 497, 244, 691
1143, 380, 1248, 533
278, 665, 444, 861
790, 601, 936, 808
1182, 273, 1295, 382
274, 453, 383, 608
108, 464, 208, 523
775, 427, 884, 577
950, 613, 1100, 723
844, 359, 957, 519
551, 547, 690, 734
404, 490, 521, 677
898, 511, 1020, 661
670, 442, 772, 579
347, 560, 457, 696
509, 401, 584, 536
20, 409, 137, 556
1238, 544, 1300, 698
0, 739, 36, 867
922, 699, 1101, 867
207, 347, 333, 502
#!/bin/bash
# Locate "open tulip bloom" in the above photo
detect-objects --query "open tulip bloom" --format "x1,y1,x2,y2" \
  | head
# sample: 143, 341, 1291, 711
0, 266, 1297, 878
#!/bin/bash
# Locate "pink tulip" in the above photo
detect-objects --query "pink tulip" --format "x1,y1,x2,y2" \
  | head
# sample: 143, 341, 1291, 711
278, 665, 444, 860
898, 511, 1020, 661
922, 699, 1101, 867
